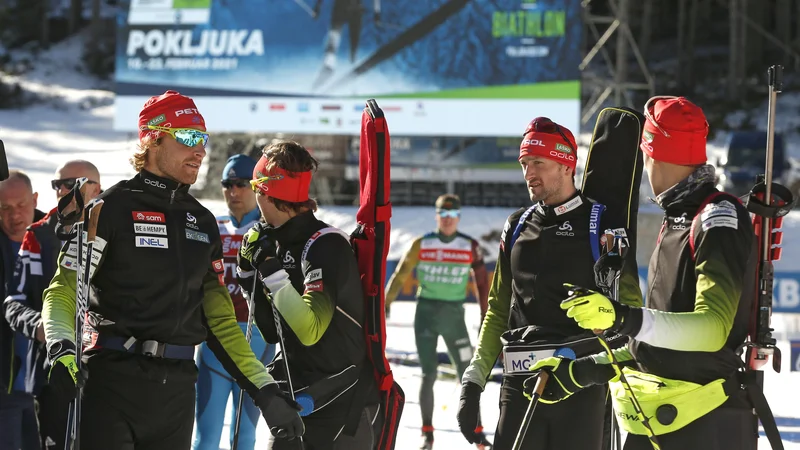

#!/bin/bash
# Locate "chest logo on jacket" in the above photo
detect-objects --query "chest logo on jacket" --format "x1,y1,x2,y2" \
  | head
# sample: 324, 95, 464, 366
132, 211, 165, 223
556, 221, 575, 237
671, 213, 688, 230
283, 251, 296, 269
186, 212, 199, 230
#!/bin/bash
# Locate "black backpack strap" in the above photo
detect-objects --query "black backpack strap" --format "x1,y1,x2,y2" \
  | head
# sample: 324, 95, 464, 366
724, 371, 784, 450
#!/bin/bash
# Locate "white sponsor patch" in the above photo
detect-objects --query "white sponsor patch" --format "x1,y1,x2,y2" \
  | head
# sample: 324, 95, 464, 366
502, 349, 558, 374
554, 196, 583, 215
702, 216, 738, 231
135, 236, 169, 249
134, 223, 167, 235
304, 268, 322, 284
700, 201, 738, 231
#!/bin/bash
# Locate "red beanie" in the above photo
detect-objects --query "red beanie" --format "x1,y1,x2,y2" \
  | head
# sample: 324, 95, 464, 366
137, 90, 206, 141
641, 96, 708, 165
519, 117, 578, 172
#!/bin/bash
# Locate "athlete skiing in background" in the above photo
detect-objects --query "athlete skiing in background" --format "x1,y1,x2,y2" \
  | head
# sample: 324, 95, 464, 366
384, 194, 491, 450
193, 154, 276, 450
528, 97, 766, 450
458, 117, 642, 450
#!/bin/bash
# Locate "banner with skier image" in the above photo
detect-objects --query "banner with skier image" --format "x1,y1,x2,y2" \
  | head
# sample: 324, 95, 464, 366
113, 0, 583, 136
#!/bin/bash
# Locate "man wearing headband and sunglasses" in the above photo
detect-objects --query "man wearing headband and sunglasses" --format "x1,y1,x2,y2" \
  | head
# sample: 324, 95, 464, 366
458, 117, 642, 450
236, 140, 380, 449
542, 97, 768, 450
41, 91, 302, 450
3, 160, 100, 450
384, 194, 491, 450
193, 154, 276, 450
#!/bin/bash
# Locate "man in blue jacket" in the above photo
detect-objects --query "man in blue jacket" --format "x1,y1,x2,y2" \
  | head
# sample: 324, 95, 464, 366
3, 161, 101, 449
0, 170, 45, 450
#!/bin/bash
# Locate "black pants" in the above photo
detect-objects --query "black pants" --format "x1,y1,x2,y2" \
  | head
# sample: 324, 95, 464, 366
36, 384, 71, 449
79, 350, 197, 450
268, 403, 381, 450
622, 405, 758, 450
493, 375, 606, 450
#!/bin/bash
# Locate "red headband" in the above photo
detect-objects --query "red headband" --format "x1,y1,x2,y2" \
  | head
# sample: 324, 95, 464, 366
252, 157, 312, 202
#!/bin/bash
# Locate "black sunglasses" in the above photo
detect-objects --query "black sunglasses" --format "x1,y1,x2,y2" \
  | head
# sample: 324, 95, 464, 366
51, 178, 98, 191
221, 179, 250, 189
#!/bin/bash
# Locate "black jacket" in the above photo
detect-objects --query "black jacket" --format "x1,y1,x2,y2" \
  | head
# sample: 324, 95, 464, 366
251, 211, 371, 388
630, 181, 757, 385
43, 171, 271, 395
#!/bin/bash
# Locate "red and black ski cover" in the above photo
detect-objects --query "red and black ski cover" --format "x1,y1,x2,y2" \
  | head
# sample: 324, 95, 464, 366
351, 99, 405, 449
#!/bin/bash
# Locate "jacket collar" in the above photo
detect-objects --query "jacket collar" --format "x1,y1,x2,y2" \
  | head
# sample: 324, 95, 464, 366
136, 170, 190, 199
271, 210, 319, 244
534, 191, 585, 221
655, 164, 717, 212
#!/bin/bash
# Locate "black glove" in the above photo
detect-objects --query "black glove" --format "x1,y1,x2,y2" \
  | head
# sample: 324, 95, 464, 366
456, 381, 483, 444
523, 356, 615, 404
254, 383, 305, 440
46, 340, 86, 399
239, 223, 278, 270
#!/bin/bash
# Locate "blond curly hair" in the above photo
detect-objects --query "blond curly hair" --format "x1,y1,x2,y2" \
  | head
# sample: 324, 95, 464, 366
130, 136, 161, 172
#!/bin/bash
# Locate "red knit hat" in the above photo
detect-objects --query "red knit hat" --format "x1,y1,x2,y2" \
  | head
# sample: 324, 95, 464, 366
641, 96, 708, 165
519, 117, 578, 171
137, 90, 206, 141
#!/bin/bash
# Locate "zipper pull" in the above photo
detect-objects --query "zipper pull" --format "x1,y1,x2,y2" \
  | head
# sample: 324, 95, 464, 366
170, 190, 176, 204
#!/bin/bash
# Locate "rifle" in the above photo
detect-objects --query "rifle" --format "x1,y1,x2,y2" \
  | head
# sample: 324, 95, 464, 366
742, 65, 796, 373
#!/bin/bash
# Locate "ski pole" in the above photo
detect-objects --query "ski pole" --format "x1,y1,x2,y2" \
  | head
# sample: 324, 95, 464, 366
232, 274, 260, 450
511, 371, 549, 450
268, 286, 305, 449
596, 233, 661, 450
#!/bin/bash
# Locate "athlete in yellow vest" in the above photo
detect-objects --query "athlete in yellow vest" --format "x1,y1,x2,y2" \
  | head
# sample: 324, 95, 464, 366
385, 194, 490, 450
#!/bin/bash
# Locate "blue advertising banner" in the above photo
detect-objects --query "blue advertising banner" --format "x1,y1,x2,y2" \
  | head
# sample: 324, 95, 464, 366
386, 261, 800, 314
114, 0, 583, 136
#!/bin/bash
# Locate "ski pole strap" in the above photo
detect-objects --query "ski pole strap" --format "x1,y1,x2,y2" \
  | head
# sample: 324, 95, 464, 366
589, 202, 606, 263
55, 182, 86, 240
509, 205, 538, 253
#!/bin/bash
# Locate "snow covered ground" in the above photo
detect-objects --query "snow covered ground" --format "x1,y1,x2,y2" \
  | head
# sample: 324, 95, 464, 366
0, 32, 798, 449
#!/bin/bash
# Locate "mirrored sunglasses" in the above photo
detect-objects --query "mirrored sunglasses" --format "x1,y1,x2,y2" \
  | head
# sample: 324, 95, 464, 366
438, 209, 461, 218
147, 125, 210, 148
221, 179, 250, 189
51, 178, 97, 191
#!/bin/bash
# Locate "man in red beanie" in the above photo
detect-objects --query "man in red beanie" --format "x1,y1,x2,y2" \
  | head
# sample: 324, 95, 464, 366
457, 117, 642, 449
531, 96, 767, 450
41, 91, 304, 450
236, 140, 382, 449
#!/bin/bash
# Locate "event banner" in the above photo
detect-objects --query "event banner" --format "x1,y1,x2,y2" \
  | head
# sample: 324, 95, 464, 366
114, 0, 583, 136
344, 135, 522, 181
